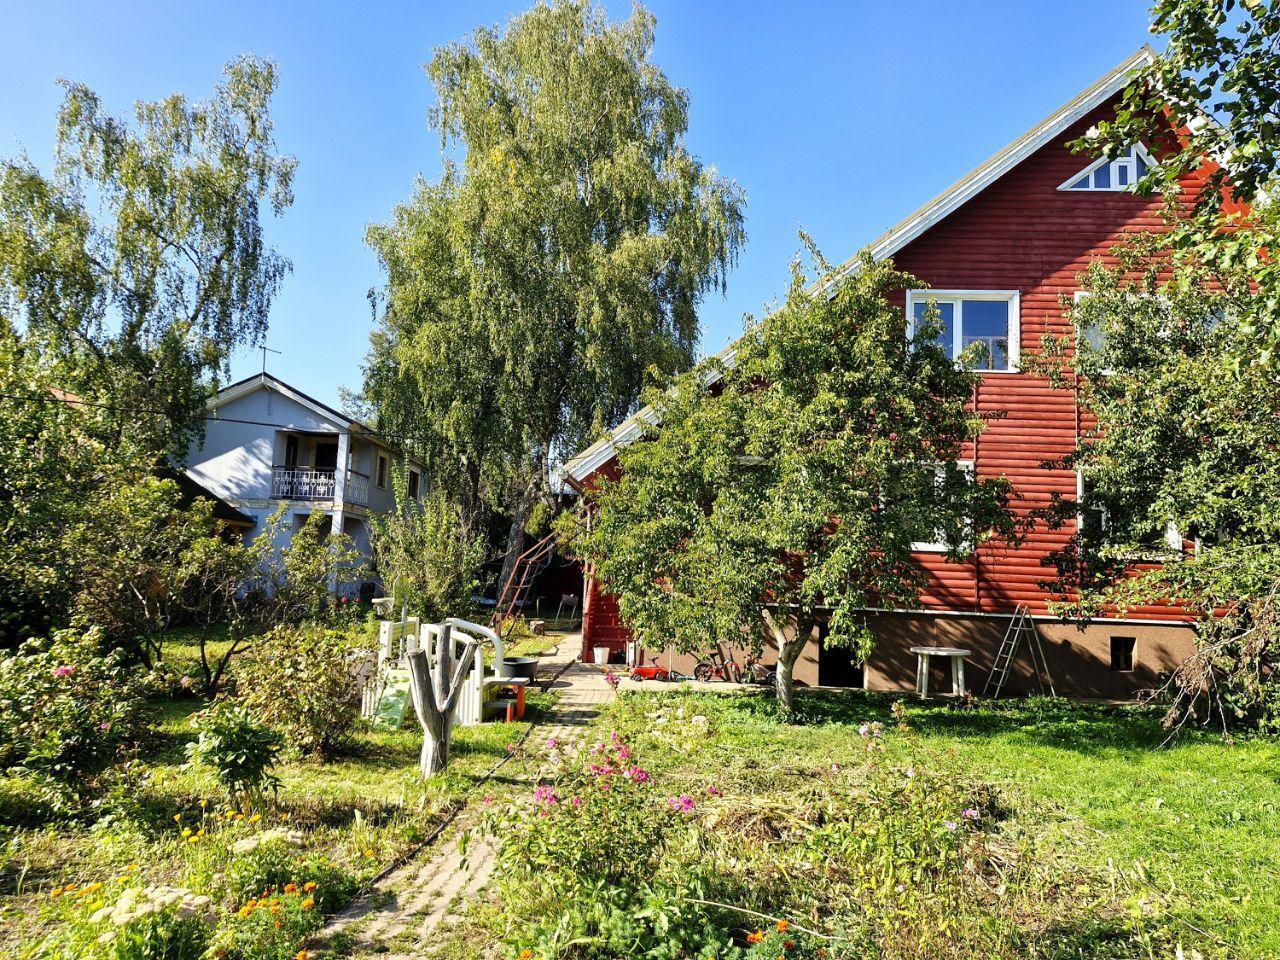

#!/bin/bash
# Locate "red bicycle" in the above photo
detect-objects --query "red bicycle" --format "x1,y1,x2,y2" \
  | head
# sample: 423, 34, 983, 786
693, 648, 742, 683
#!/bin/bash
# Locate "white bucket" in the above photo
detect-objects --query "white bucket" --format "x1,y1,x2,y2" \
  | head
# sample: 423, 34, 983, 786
593, 646, 611, 665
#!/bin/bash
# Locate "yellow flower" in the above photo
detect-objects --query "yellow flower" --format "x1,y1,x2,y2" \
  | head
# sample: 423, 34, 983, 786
776, 919, 790, 933
249, 814, 262, 823
182, 828, 193, 837
173, 814, 182, 822
125, 864, 138, 872
300, 897, 315, 910
518, 951, 534, 960
49, 887, 63, 898
297, 952, 310, 960
363, 849, 374, 857
302, 881, 318, 893
199, 799, 208, 808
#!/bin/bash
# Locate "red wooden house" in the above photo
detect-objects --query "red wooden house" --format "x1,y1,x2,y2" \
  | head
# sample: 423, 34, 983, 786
560, 46, 1200, 699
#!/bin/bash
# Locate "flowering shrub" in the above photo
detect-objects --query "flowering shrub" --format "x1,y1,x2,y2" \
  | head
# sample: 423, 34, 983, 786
495, 733, 670, 890
488, 734, 745, 959
0, 627, 150, 810
238, 624, 362, 759
211, 884, 325, 960
223, 830, 355, 914
185, 701, 284, 803
42, 880, 215, 960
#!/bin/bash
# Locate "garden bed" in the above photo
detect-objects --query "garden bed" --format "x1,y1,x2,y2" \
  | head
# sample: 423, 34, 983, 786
0, 635, 552, 959
432, 688, 1280, 960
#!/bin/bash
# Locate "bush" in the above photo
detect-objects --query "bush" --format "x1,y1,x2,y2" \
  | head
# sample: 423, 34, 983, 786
0, 627, 150, 811
237, 624, 362, 759
185, 702, 283, 803
224, 829, 356, 914
213, 884, 328, 960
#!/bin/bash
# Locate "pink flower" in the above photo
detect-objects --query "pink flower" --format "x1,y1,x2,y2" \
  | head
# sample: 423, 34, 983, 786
626, 765, 650, 785
615, 744, 631, 761
707, 785, 722, 797
962, 808, 980, 821
178, 676, 193, 689
546, 737, 559, 750
505, 743, 517, 754
944, 821, 958, 832
604, 672, 620, 690
858, 723, 870, 737
533, 784, 559, 806
52, 665, 75, 678
668, 795, 696, 814
482, 795, 496, 806
99, 722, 111, 731
571, 796, 583, 808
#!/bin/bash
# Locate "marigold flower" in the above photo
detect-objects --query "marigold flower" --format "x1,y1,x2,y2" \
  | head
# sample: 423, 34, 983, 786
301, 897, 315, 910
783, 940, 795, 950
776, 919, 790, 932
297, 952, 310, 960
518, 951, 534, 960
302, 881, 318, 893
284, 883, 298, 894
746, 930, 764, 944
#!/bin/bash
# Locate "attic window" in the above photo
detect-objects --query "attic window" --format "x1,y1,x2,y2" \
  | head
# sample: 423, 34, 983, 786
1059, 143, 1155, 192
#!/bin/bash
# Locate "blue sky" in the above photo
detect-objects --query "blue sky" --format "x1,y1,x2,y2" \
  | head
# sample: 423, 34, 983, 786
0, 0, 1156, 409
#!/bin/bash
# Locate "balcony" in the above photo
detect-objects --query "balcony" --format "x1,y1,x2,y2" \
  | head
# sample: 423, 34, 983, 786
272, 467, 369, 506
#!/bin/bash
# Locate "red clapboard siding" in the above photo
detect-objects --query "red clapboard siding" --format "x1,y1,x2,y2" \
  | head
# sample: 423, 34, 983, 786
887, 99, 1197, 621
577, 95, 1203, 651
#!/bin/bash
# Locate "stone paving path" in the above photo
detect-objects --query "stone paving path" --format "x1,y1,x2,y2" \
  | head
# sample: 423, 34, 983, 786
311, 637, 614, 959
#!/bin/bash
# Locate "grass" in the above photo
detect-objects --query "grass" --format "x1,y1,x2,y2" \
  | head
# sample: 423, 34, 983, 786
595, 688, 1280, 958
0, 631, 554, 957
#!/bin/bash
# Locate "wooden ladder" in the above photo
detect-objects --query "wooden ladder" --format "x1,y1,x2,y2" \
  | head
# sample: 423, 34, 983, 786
488, 531, 558, 633
983, 604, 1057, 698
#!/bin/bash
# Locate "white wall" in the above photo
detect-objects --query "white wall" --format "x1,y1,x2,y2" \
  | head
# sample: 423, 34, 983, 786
185, 386, 342, 502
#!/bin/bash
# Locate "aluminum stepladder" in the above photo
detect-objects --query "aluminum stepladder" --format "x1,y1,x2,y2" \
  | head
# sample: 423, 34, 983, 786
983, 604, 1057, 698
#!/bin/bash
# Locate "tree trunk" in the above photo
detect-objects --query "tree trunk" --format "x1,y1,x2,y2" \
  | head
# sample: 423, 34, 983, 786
495, 471, 542, 610
763, 608, 811, 720
406, 624, 481, 778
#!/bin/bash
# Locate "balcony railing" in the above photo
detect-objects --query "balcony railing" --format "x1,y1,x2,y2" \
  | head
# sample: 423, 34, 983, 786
273, 466, 336, 500
272, 466, 370, 506
345, 471, 369, 507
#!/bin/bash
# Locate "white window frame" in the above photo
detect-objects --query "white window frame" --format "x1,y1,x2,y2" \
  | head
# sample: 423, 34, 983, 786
1057, 142, 1157, 193
1071, 290, 1113, 375
1077, 469, 1183, 558
911, 460, 976, 553
906, 290, 1021, 373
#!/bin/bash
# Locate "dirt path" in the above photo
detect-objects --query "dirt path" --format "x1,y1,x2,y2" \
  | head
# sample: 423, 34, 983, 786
309, 640, 614, 958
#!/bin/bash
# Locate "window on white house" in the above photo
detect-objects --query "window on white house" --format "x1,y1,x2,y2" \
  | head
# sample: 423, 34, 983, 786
1059, 143, 1155, 192
407, 469, 421, 500
907, 291, 1019, 371
911, 461, 976, 552
376, 454, 388, 490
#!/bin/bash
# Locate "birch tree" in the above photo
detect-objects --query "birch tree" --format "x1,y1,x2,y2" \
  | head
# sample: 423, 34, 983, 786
362, 0, 745, 597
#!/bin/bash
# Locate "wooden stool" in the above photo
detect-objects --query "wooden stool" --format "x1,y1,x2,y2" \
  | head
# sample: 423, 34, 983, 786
909, 647, 971, 698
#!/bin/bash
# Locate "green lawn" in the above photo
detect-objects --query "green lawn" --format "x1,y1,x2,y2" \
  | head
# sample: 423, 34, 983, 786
599, 689, 1280, 958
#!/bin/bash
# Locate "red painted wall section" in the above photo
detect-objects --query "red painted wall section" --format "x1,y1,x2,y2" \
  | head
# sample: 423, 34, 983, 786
579, 98, 1205, 653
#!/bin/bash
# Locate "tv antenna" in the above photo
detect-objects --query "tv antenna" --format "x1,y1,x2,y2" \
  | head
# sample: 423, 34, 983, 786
260, 344, 282, 374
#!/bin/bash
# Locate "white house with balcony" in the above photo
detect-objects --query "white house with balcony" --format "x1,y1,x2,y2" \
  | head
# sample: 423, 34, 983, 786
185, 372, 424, 581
